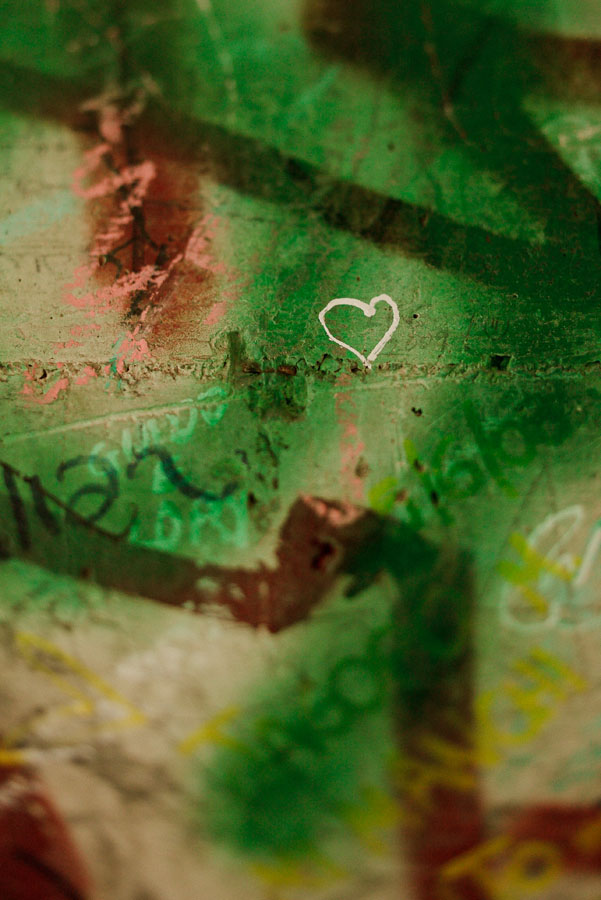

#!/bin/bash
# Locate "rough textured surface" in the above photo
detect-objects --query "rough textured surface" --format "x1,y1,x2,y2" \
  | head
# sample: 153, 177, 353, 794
2, 1, 601, 898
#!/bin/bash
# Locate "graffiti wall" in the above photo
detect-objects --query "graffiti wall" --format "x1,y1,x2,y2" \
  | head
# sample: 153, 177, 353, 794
2, 1, 601, 897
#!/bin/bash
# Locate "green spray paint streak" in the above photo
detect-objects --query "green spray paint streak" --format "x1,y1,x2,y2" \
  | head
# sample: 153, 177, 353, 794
195, 515, 472, 862
198, 582, 395, 860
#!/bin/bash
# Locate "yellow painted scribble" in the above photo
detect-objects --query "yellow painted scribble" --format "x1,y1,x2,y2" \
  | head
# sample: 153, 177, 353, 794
392, 729, 477, 823
516, 647, 587, 691
441, 834, 512, 896
0, 748, 26, 766
440, 835, 562, 899
497, 531, 574, 616
343, 784, 399, 854
476, 647, 587, 765
178, 705, 241, 754
368, 476, 398, 515
3, 631, 146, 749
573, 813, 601, 854
251, 852, 347, 894
500, 533, 574, 583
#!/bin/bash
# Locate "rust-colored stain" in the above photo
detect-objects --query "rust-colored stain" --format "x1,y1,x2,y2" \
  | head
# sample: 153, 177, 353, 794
0, 765, 92, 900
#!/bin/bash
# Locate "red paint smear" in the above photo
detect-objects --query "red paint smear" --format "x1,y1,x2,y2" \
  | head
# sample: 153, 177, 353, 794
16, 93, 242, 408
127, 114, 241, 350
196, 495, 377, 631
0, 764, 92, 900
400, 709, 485, 900
507, 804, 601, 870
56, 99, 240, 389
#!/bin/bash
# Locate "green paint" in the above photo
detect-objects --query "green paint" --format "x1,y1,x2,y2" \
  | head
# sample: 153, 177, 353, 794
196, 582, 394, 859
2, 0, 601, 889
196, 516, 472, 861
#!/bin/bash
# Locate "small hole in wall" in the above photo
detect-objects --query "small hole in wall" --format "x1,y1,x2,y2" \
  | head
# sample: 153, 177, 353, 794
490, 354, 511, 371
311, 541, 337, 571
355, 457, 369, 478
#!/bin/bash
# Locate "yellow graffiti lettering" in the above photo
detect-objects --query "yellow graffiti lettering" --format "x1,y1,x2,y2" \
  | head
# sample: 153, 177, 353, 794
251, 853, 346, 892
178, 705, 241, 755
573, 813, 601, 855
476, 649, 587, 764
343, 785, 399, 854
499, 533, 574, 585
5, 632, 145, 747
502, 840, 562, 894
441, 836, 561, 899
441, 834, 512, 897
516, 647, 587, 693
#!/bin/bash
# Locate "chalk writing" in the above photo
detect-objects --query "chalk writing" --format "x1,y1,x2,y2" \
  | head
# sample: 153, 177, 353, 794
126, 445, 237, 501
498, 505, 601, 630
0, 444, 238, 552
57, 454, 119, 523
318, 294, 400, 369
0, 458, 133, 551
88, 394, 241, 552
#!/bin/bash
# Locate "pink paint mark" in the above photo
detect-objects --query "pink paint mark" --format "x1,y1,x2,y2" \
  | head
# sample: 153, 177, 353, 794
185, 215, 227, 275
62, 124, 181, 365
301, 495, 363, 527
78, 161, 156, 206
73, 143, 156, 206
114, 333, 150, 373
66, 124, 158, 330
72, 153, 157, 267
185, 216, 232, 329
99, 104, 123, 145
65, 264, 172, 314
22, 365, 70, 405
334, 375, 366, 502
70, 323, 101, 337
75, 365, 98, 386
71, 143, 112, 198
45, 99, 234, 406
19, 101, 166, 412
202, 300, 228, 327
111, 307, 152, 374
53, 340, 82, 350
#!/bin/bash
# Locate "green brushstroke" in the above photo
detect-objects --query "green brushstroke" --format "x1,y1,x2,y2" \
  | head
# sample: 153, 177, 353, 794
195, 518, 471, 861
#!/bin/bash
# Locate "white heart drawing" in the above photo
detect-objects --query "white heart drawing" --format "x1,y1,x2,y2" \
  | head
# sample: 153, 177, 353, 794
318, 293, 400, 369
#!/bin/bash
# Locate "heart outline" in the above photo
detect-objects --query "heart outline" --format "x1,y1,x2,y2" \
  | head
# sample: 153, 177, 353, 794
318, 293, 400, 369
